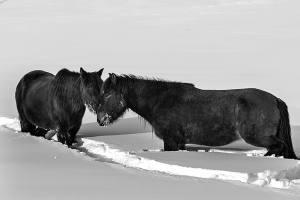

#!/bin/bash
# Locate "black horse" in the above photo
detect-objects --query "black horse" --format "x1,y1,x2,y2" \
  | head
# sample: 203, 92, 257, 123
97, 73, 298, 159
15, 68, 104, 146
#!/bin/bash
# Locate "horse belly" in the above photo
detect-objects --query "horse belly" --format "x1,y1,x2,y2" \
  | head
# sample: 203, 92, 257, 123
184, 105, 239, 146
187, 123, 240, 146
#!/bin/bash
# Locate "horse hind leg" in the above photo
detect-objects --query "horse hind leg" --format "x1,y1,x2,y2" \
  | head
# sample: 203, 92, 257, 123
262, 98, 298, 159
19, 116, 48, 138
16, 102, 35, 134
35, 127, 48, 137
239, 124, 285, 157
16, 78, 34, 134
18, 113, 36, 135
264, 135, 286, 157
162, 128, 185, 151
20, 119, 35, 134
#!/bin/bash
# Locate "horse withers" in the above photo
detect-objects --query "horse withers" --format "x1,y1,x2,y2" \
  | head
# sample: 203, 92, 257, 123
97, 73, 298, 159
15, 68, 104, 146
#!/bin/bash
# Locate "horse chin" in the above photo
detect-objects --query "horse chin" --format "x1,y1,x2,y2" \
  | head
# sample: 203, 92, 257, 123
98, 121, 110, 127
98, 113, 112, 127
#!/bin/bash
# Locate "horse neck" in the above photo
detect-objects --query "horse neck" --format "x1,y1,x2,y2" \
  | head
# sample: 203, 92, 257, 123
124, 79, 161, 124
52, 73, 84, 110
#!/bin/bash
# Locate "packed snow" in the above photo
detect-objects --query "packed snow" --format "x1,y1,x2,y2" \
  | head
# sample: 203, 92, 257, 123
0, 117, 21, 132
1, 117, 299, 191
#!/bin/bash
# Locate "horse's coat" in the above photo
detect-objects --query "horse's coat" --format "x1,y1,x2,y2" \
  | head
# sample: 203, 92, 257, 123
15, 68, 104, 146
97, 73, 298, 159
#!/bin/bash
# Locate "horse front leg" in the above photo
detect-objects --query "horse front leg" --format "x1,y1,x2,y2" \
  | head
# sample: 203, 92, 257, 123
56, 125, 76, 147
65, 131, 75, 147
56, 126, 67, 145
65, 125, 79, 147
162, 130, 185, 151
67, 122, 82, 145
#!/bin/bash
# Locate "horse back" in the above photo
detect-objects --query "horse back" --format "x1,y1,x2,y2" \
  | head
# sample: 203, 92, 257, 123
16, 70, 54, 99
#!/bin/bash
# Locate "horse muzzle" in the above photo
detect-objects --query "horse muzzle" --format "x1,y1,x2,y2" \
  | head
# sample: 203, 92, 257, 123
97, 113, 112, 127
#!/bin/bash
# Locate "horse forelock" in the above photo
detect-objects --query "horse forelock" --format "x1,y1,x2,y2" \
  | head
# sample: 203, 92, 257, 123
86, 72, 103, 87
81, 72, 105, 114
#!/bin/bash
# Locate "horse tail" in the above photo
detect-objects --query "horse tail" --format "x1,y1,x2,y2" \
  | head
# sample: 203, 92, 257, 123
276, 98, 298, 159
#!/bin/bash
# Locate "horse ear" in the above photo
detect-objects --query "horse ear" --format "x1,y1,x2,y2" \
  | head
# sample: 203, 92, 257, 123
110, 73, 118, 85
97, 68, 104, 77
80, 67, 88, 78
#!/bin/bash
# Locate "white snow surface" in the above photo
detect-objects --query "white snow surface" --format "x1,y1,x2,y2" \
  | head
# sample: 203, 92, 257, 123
1, 117, 300, 191
0, 117, 21, 132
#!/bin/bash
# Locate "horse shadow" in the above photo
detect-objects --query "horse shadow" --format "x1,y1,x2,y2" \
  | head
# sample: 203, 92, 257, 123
77, 118, 152, 137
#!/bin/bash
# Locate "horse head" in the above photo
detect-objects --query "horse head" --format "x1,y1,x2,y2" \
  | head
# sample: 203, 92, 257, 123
97, 73, 127, 126
80, 67, 104, 114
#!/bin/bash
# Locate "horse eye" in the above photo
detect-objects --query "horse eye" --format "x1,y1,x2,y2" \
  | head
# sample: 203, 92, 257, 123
105, 94, 112, 99
87, 85, 93, 90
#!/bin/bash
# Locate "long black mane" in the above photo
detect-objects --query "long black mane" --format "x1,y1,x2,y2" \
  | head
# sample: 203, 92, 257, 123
104, 74, 195, 98
50, 69, 82, 111
119, 74, 194, 86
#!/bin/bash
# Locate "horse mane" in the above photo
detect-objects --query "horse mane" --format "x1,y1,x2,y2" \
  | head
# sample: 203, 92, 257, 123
51, 68, 83, 110
119, 74, 194, 86
111, 74, 194, 95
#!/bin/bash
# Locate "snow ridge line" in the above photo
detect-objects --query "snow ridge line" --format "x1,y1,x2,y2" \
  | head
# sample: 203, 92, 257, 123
79, 138, 300, 189
1, 117, 300, 190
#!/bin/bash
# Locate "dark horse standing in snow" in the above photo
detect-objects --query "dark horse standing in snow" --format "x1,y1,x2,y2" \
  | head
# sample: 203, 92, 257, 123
15, 68, 104, 146
97, 73, 298, 159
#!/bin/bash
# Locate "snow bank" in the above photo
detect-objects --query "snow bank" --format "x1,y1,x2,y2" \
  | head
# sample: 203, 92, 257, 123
78, 138, 300, 190
0, 117, 21, 131
1, 117, 299, 190
209, 149, 268, 157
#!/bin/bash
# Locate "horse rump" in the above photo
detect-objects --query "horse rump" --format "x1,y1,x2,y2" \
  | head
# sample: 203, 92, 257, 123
15, 70, 53, 136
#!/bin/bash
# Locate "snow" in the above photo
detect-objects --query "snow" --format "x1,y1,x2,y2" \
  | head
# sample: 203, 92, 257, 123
1, 0, 300, 198
76, 138, 300, 190
1, 116, 299, 192
0, 117, 21, 132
